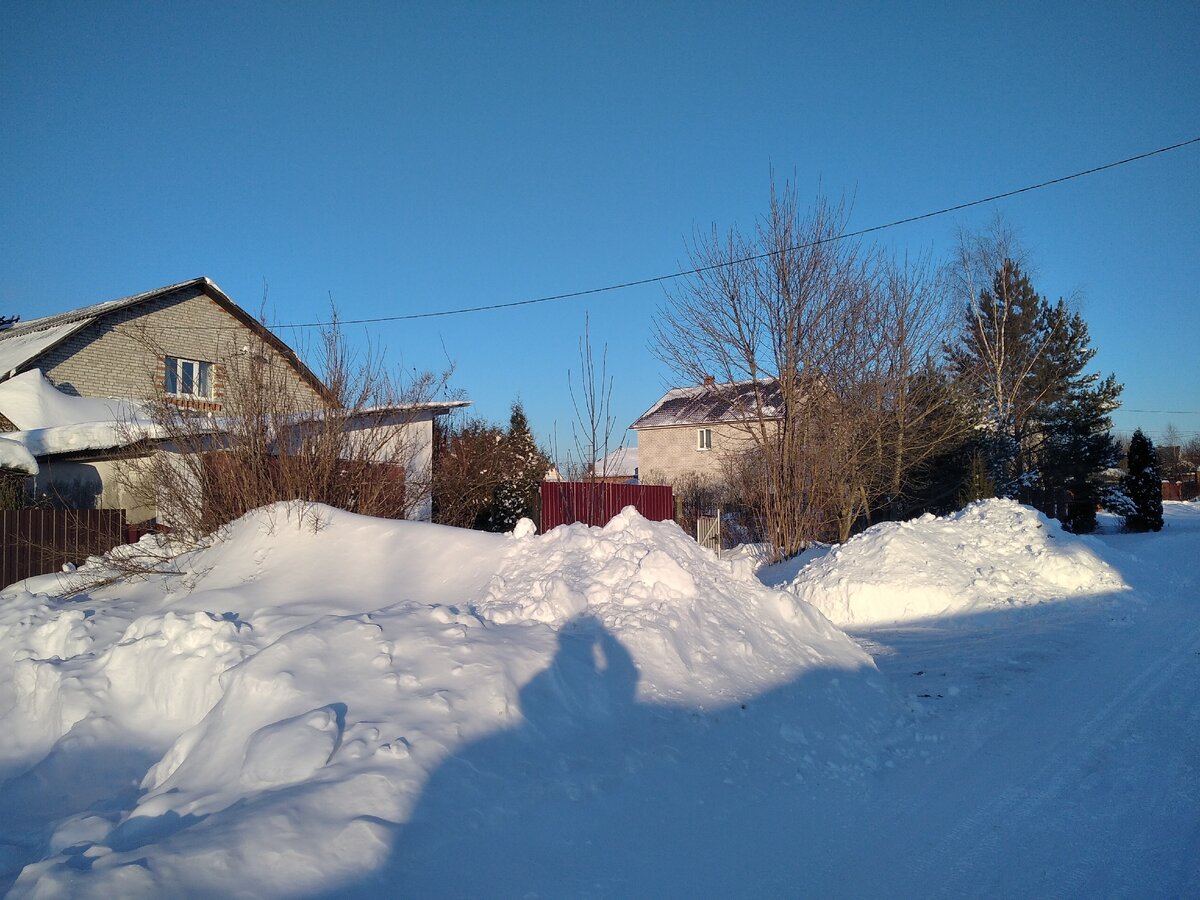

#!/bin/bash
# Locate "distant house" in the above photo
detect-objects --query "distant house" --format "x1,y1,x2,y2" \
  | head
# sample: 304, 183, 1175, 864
630, 378, 782, 485
0, 278, 467, 523
591, 445, 639, 484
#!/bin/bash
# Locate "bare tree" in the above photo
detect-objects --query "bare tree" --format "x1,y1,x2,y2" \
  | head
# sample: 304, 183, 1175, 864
117, 311, 451, 546
655, 182, 971, 557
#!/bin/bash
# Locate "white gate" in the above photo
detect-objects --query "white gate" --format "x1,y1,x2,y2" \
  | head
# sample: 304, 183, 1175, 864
696, 512, 721, 557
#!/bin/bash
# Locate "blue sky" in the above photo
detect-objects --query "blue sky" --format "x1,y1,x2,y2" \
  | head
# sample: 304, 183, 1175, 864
3, 1, 1198, 454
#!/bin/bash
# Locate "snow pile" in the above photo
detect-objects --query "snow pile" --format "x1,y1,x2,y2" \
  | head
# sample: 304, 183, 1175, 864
787, 499, 1128, 626
0, 369, 161, 457
481, 507, 857, 705
0, 505, 892, 897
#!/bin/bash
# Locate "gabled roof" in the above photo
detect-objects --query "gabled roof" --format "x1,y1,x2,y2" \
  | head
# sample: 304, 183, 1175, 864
631, 379, 784, 429
0, 277, 332, 401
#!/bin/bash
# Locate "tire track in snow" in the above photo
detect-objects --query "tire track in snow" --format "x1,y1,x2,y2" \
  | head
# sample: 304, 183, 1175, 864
905, 614, 1200, 898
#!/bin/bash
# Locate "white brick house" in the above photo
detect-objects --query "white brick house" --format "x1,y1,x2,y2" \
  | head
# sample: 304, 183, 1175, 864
631, 378, 782, 486
0, 278, 466, 522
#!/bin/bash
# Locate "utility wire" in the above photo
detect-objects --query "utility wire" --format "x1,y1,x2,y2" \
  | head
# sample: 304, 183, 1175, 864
1118, 409, 1200, 415
170, 135, 1200, 330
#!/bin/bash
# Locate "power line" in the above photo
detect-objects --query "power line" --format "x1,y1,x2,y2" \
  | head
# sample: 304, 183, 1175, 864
1117, 409, 1200, 415
159, 135, 1200, 331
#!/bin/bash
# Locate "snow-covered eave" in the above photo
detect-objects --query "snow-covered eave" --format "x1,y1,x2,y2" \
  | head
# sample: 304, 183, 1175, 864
357, 399, 472, 417
8, 422, 169, 461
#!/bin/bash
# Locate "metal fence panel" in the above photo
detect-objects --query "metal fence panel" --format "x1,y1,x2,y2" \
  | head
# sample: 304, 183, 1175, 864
540, 482, 674, 531
0, 509, 127, 590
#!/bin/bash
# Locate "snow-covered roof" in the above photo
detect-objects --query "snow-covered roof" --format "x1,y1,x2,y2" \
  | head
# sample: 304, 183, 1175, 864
0, 436, 39, 475
595, 444, 638, 477
631, 379, 784, 429
0, 370, 162, 459
0, 277, 333, 403
3, 277, 211, 340
0, 320, 93, 378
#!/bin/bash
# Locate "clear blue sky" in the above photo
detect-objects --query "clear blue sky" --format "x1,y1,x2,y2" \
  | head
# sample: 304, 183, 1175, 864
3, 1, 1198, 454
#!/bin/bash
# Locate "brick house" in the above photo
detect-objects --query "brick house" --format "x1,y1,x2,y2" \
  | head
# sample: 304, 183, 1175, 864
631, 378, 782, 486
0, 277, 465, 523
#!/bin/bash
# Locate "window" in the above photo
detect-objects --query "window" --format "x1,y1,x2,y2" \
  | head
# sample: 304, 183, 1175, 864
165, 356, 213, 399
697, 428, 712, 450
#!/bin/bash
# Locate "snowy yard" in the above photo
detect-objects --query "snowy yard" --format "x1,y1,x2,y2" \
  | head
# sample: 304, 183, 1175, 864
0, 500, 1197, 897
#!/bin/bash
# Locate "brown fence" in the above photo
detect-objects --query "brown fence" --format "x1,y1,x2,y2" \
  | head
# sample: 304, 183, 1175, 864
540, 482, 674, 530
0, 509, 128, 590
1162, 477, 1199, 502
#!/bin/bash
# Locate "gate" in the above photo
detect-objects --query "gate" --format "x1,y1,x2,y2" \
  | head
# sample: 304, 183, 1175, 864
696, 513, 721, 557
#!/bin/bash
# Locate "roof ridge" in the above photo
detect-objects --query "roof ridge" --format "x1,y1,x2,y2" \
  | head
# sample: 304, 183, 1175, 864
3, 277, 212, 338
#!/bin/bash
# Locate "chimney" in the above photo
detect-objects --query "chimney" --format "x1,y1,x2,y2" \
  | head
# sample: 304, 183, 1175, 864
702, 375, 715, 387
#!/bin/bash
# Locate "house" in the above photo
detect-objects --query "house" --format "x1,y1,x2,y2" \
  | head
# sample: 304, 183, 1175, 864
591, 445, 639, 484
0, 277, 467, 523
630, 377, 782, 486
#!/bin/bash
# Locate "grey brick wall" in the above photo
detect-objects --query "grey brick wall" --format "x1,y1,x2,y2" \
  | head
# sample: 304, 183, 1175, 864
33, 285, 325, 410
636, 422, 760, 485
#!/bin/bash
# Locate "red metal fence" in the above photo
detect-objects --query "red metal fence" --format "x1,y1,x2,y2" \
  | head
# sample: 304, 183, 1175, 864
0, 509, 127, 590
540, 482, 674, 531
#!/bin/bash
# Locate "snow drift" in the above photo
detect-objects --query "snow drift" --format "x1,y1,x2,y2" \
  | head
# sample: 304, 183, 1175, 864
787, 499, 1128, 626
0, 505, 893, 897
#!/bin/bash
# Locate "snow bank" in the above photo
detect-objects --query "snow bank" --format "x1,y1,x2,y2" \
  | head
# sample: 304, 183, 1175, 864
0, 370, 162, 457
0, 504, 890, 897
0, 370, 149, 431
787, 499, 1128, 626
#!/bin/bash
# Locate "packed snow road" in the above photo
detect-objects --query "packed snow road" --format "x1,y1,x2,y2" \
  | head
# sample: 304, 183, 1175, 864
822, 504, 1200, 898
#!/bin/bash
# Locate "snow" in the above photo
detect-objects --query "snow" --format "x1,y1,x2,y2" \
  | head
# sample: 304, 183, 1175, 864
0, 505, 889, 897
0, 324, 90, 380
785, 499, 1128, 625
1, 499, 1198, 896
0, 437, 38, 475
0, 370, 162, 457
594, 443, 638, 478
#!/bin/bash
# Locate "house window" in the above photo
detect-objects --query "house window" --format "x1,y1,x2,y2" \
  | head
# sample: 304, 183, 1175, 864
697, 428, 712, 450
165, 357, 213, 399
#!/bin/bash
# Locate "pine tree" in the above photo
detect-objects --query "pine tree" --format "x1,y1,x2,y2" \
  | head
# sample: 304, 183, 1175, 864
490, 401, 550, 532
959, 450, 997, 507
1122, 429, 1163, 532
949, 261, 1122, 531
948, 260, 1054, 495
1032, 301, 1122, 532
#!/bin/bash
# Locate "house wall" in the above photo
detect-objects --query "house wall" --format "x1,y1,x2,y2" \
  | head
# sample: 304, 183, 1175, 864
33, 285, 326, 411
635, 422, 761, 486
27, 456, 157, 524
346, 412, 436, 521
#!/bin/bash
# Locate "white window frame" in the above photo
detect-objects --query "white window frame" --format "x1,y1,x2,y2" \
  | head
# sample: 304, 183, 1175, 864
697, 427, 713, 451
164, 356, 214, 399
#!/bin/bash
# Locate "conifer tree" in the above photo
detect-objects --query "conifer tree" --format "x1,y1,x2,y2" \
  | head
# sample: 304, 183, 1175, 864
1033, 300, 1122, 532
949, 257, 1121, 530
490, 401, 551, 532
948, 259, 1054, 494
1122, 429, 1163, 532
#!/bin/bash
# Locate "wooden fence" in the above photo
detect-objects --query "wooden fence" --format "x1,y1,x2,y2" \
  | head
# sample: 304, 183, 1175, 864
0, 509, 128, 590
540, 482, 674, 530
